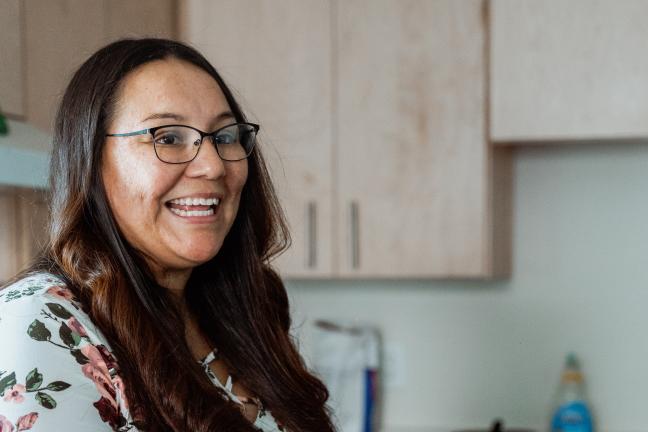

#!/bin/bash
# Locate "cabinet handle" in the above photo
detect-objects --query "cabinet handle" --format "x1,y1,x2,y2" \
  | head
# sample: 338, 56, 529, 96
307, 201, 317, 268
350, 201, 360, 269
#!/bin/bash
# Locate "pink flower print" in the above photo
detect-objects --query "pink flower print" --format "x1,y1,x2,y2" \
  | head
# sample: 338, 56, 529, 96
45, 285, 74, 301
66, 317, 88, 337
0, 415, 14, 432
93, 396, 121, 430
80, 345, 118, 411
95, 345, 118, 372
16, 412, 38, 431
3, 384, 26, 403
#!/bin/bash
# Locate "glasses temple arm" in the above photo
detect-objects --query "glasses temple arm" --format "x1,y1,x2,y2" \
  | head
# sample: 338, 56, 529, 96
106, 128, 150, 137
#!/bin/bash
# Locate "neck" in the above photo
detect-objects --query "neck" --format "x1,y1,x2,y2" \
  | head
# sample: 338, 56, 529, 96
146, 265, 192, 315
147, 263, 211, 357
151, 265, 192, 292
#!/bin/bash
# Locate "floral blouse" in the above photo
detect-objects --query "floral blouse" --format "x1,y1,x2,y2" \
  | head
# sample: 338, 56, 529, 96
0, 272, 284, 431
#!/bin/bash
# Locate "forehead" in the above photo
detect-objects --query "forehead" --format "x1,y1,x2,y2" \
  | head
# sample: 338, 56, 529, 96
113, 58, 230, 126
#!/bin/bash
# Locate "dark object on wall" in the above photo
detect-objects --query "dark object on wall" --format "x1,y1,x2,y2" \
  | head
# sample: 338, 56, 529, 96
0, 108, 8, 135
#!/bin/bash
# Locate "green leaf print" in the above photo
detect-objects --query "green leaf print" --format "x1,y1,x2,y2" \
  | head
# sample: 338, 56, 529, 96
2, 285, 43, 302
26, 368, 43, 391
35, 391, 57, 409
45, 381, 71, 391
70, 348, 89, 365
3, 290, 21, 302
59, 323, 80, 348
27, 319, 51, 341
0, 371, 17, 396
45, 302, 73, 319
22, 285, 42, 296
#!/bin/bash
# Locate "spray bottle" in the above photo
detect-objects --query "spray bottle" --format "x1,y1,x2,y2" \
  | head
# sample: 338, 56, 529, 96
550, 353, 594, 432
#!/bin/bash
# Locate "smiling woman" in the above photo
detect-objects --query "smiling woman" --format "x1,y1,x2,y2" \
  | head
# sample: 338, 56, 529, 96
0, 39, 335, 432
101, 58, 251, 291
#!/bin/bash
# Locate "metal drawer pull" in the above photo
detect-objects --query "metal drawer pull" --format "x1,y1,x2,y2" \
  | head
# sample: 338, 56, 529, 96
307, 201, 317, 268
350, 201, 359, 269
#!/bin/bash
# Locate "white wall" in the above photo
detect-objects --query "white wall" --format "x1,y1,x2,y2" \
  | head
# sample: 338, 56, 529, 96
286, 142, 648, 432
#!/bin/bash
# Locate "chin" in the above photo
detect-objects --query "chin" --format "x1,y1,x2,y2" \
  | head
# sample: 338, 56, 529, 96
181, 244, 222, 265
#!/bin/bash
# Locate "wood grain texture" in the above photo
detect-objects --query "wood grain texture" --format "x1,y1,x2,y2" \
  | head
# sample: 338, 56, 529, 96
23, 0, 177, 138
105, 0, 177, 41
24, 0, 106, 136
336, 0, 503, 277
14, 188, 47, 273
0, 186, 49, 283
0, 187, 48, 283
0, 188, 19, 283
0, 0, 25, 117
491, 0, 648, 142
181, 0, 334, 278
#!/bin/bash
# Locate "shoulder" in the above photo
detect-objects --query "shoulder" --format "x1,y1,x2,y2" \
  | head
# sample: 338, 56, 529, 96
0, 272, 102, 347
0, 272, 83, 315
0, 272, 135, 431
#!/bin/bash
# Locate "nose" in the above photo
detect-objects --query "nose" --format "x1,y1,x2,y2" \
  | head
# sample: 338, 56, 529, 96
184, 136, 226, 179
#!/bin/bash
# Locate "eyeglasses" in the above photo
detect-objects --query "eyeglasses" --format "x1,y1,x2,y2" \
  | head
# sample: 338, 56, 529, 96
105, 122, 259, 164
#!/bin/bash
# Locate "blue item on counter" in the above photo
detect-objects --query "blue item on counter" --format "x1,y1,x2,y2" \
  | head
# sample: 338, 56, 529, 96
551, 400, 593, 432
363, 368, 377, 432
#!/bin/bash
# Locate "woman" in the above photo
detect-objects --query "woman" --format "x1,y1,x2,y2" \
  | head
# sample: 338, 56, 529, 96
0, 38, 335, 432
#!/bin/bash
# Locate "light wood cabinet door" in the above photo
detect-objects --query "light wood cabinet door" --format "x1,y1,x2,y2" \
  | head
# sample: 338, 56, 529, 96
23, 0, 106, 137
105, 0, 177, 41
22, 0, 177, 139
181, 0, 334, 278
336, 0, 509, 277
0, 189, 19, 283
491, 0, 648, 142
0, 187, 47, 284
0, 0, 25, 118
15, 188, 48, 272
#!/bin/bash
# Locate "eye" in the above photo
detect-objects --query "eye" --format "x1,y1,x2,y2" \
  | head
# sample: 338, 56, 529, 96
214, 127, 238, 144
155, 133, 182, 146
214, 130, 237, 144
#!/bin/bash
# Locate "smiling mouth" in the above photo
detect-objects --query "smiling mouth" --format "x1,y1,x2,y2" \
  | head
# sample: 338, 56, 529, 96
165, 197, 221, 217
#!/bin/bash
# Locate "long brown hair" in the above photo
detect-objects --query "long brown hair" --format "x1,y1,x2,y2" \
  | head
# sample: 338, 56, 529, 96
28, 38, 334, 431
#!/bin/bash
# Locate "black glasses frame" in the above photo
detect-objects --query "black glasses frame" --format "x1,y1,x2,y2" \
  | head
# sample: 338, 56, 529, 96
105, 122, 260, 164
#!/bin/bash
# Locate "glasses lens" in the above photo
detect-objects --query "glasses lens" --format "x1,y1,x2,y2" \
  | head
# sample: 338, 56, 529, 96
214, 123, 257, 161
153, 126, 200, 163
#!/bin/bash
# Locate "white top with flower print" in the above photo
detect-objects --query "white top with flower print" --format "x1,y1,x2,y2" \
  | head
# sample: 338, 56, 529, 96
0, 272, 285, 431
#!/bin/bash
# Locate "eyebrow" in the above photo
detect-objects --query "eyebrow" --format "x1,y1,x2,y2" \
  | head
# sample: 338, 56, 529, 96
141, 111, 236, 125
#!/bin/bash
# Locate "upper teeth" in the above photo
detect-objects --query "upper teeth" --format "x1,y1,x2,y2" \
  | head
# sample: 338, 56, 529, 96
169, 197, 220, 205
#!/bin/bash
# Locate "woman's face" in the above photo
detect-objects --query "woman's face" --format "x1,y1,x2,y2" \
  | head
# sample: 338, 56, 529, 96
102, 58, 248, 285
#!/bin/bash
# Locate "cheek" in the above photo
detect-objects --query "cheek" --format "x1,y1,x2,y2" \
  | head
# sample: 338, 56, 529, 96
227, 162, 249, 196
103, 155, 172, 221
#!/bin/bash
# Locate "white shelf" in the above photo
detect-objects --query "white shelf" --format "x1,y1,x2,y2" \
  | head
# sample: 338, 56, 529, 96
0, 119, 50, 188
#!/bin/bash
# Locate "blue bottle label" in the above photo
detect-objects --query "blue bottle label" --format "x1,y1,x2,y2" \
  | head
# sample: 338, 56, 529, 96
551, 401, 593, 432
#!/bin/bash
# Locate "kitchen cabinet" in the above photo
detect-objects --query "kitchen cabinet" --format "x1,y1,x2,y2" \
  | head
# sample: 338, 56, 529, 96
180, 0, 334, 278
4, 0, 177, 141
23, 0, 106, 138
0, 1, 177, 281
491, 0, 648, 143
181, 0, 511, 278
0, 0, 24, 118
337, 0, 509, 278
0, 189, 19, 282
0, 187, 47, 284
